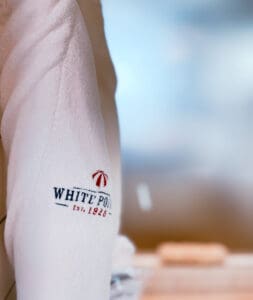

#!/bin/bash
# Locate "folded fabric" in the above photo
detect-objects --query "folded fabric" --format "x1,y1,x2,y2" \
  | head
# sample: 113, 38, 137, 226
110, 236, 143, 300
0, 0, 121, 299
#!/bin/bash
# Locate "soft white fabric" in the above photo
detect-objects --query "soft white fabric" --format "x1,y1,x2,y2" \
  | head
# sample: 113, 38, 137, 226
0, 0, 121, 299
111, 236, 142, 300
112, 235, 135, 275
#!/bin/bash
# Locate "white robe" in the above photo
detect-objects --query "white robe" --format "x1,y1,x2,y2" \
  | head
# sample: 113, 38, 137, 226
0, 0, 121, 299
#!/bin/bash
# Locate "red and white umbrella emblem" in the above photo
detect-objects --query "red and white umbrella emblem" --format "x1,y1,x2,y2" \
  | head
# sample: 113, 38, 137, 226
92, 170, 108, 188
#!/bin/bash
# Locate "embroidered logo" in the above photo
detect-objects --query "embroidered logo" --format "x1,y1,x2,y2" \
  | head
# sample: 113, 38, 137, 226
92, 170, 108, 188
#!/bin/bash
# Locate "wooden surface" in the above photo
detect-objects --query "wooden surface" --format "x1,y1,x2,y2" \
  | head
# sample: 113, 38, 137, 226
136, 253, 253, 300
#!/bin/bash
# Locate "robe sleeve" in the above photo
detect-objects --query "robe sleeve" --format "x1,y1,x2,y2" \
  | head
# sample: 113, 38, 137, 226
0, 1, 120, 299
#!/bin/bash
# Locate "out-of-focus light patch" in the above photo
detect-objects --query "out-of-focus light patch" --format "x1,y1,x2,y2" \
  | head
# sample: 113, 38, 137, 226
175, 0, 224, 7
115, 61, 137, 98
166, 36, 191, 64
200, 28, 253, 111
163, 26, 204, 65
136, 183, 153, 211
102, 0, 253, 184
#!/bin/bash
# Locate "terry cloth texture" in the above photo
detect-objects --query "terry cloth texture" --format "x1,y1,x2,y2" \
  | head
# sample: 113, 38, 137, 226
0, 0, 121, 299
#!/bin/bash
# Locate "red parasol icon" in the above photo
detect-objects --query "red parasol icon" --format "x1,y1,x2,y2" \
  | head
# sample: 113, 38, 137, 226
92, 170, 108, 188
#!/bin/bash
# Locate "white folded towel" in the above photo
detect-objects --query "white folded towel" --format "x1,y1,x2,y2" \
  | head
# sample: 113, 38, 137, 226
0, 0, 121, 299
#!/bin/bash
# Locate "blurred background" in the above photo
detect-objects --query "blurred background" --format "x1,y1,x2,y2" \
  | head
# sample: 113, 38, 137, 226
101, 0, 253, 251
